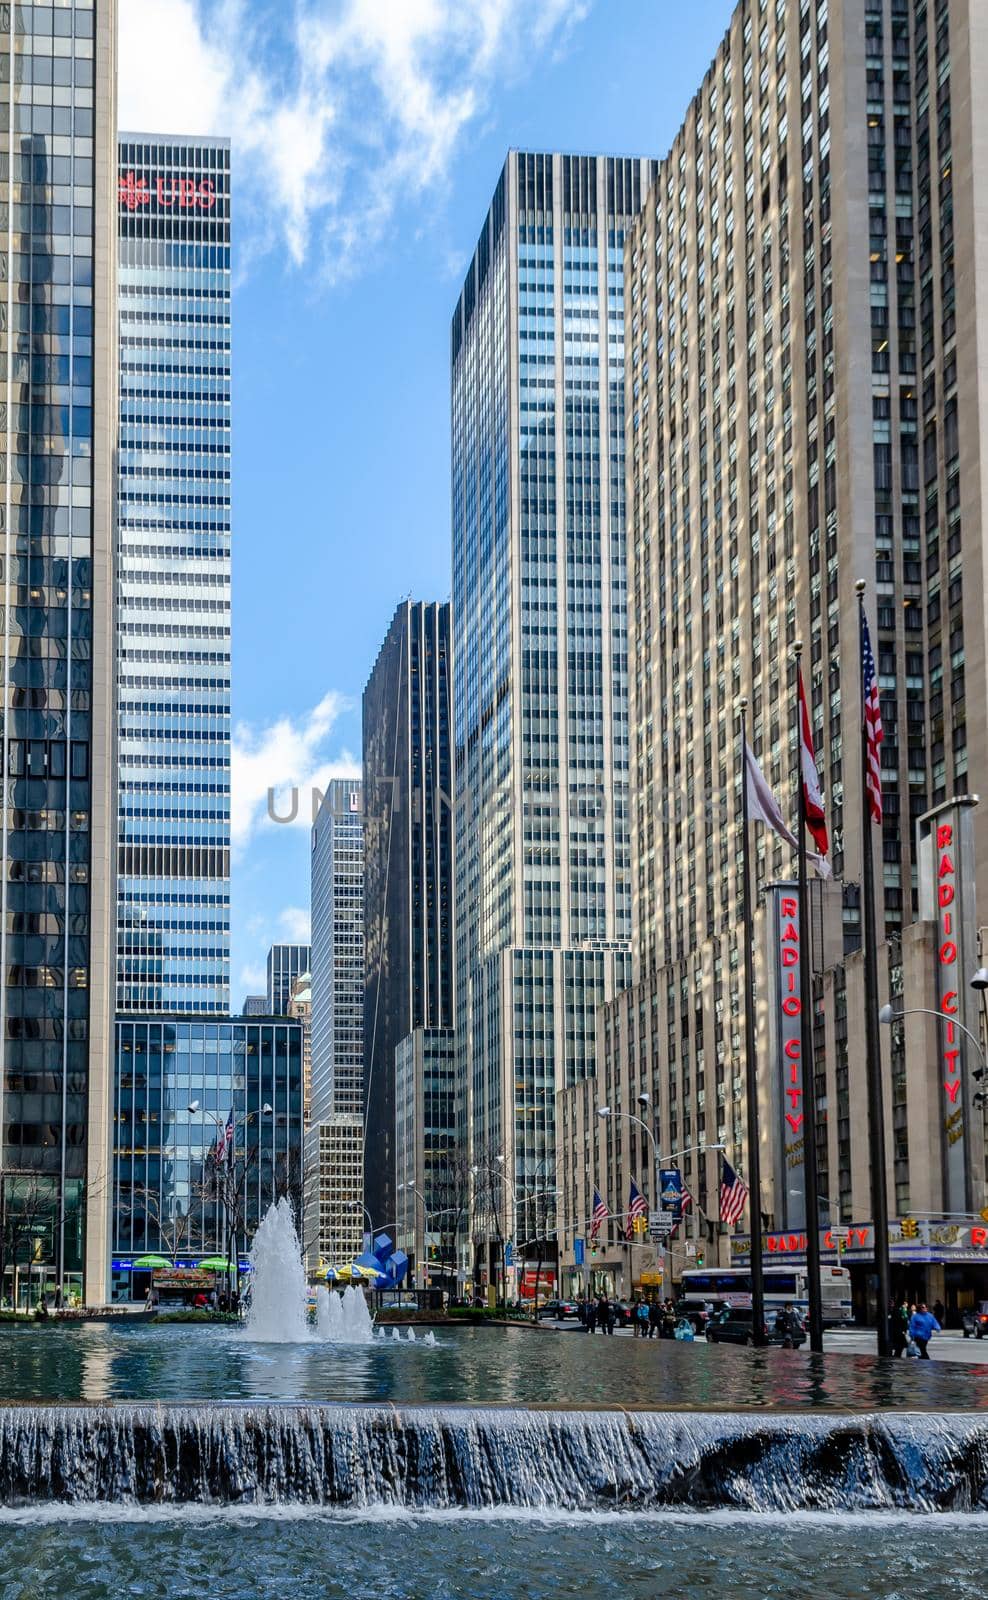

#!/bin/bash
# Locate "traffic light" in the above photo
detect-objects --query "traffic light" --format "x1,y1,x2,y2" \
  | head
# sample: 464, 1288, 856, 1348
696, 1250, 704, 1267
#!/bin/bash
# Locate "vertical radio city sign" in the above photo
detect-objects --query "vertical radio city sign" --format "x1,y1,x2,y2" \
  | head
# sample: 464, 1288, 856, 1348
766, 882, 806, 1230
918, 797, 982, 1214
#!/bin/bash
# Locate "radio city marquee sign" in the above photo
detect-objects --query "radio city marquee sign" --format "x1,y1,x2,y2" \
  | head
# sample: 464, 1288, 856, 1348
766, 883, 807, 1229
918, 798, 982, 1214
119, 171, 218, 212
731, 1217, 988, 1263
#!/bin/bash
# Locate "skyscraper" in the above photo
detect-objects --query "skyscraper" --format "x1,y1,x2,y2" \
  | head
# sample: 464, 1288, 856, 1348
112, 1013, 303, 1300
267, 942, 310, 1017
363, 601, 453, 1247
451, 152, 652, 1287
560, 0, 988, 1313
115, 134, 231, 1015
307, 779, 364, 1266
0, 0, 118, 1307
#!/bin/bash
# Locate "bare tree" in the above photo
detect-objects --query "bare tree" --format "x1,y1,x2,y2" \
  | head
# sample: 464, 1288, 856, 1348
471, 1138, 509, 1304
431, 1144, 471, 1300
119, 1186, 199, 1262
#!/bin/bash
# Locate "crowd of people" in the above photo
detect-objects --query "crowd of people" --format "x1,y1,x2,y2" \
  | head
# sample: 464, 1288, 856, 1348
576, 1295, 684, 1337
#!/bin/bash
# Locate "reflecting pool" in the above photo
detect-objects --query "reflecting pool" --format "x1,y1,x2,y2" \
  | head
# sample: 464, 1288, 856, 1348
2, 1321, 988, 1410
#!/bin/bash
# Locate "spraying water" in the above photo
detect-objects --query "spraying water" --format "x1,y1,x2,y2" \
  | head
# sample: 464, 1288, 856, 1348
247, 1200, 378, 1345
247, 1198, 309, 1343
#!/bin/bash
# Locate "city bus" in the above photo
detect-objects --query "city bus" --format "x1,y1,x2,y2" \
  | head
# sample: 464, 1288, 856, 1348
679, 1265, 853, 1328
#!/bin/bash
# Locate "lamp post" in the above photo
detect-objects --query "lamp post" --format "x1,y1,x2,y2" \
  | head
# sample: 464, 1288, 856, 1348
596, 1105, 724, 1295
187, 1100, 272, 1306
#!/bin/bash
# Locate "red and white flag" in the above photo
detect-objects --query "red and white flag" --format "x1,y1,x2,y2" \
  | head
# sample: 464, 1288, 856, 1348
797, 669, 831, 877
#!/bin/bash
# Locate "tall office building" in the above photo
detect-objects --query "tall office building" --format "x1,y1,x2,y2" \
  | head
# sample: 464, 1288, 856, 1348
560, 0, 988, 1315
307, 780, 364, 1266
0, 0, 118, 1307
112, 1014, 303, 1300
363, 601, 453, 1253
267, 942, 309, 1016
115, 134, 231, 1015
451, 152, 654, 1283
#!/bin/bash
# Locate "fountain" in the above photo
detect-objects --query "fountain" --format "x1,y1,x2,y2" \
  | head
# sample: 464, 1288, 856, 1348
247, 1198, 310, 1343
247, 1200, 377, 1346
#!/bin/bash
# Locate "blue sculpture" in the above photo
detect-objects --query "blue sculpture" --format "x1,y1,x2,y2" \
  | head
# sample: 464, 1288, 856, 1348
353, 1232, 408, 1289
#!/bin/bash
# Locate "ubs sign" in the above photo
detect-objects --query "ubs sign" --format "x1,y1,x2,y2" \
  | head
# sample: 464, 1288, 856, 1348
119, 172, 217, 212
918, 798, 982, 1214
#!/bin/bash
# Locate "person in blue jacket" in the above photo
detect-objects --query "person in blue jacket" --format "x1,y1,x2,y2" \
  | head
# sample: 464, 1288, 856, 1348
908, 1301, 941, 1359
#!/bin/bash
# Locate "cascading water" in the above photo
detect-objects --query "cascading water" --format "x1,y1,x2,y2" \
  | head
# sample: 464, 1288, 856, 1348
2, 1407, 988, 1510
247, 1201, 378, 1345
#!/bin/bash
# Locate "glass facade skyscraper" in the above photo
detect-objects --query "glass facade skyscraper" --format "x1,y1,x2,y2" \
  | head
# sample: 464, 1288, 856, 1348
115, 134, 231, 1015
267, 942, 309, 1016
363, 601, 453, 1237
451, 153, 653, 1274
0, 0, 118, 1307
112, 1015, 303, 1299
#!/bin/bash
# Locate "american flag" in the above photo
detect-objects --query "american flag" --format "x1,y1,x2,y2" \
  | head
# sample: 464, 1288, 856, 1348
590, 1187, 608, 1241
861, 607, 883, 823
719, 1158, 749, 1227
626, 1180, 648, 1239
214, 1107, 235, 1168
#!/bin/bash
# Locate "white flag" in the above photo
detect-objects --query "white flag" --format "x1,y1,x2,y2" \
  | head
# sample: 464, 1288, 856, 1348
744, 741, 797, 850
744, 741, 831, 879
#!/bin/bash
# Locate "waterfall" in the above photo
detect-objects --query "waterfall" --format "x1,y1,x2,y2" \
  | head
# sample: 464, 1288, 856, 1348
1, 1406, 988, 1511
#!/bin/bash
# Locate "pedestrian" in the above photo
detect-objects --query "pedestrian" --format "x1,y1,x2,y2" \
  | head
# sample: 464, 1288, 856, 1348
597, 1294, 613, 1334
661, 1299, 676, 1339
889, 1299, 909, 1358
648, 1299, 662, 1340
908, 1301, 941, 1359
586, 1298, 597, 1334
933, 1298, 946, 1328
774, 1302, 801, 1347
635, 1298, 650, 1338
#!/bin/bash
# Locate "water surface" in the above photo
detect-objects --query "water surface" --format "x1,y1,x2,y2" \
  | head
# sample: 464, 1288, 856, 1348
3, 1322, 988, 1410
0, 1509, 986, 1599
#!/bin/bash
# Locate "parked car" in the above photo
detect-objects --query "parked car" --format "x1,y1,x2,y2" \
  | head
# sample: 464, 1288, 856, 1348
675, 1299, 726, 1334
962, 1302, 988, 1338
538, 1299, 579, 1320
705, 1306, 807, 1347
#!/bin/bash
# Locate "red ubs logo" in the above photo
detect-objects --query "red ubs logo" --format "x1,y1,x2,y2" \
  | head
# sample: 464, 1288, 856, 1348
119, 172, 217, 212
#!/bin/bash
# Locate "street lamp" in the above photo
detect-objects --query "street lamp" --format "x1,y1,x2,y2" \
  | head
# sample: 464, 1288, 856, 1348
597, 1104, 724, 1290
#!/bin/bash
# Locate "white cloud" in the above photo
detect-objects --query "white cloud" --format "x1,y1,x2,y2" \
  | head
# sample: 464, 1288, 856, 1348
231, 689, 359, 857
278, 905, 312, 943
238, 961, 266, 996
118, 0, 592, 278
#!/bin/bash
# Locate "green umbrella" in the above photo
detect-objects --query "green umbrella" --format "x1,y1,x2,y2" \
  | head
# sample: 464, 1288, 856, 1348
197, 1256, 235, 1271
131, 1255, 171, 1271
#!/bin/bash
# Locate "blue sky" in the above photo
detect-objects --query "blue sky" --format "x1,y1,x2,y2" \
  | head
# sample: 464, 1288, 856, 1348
119, 0, 737, 1002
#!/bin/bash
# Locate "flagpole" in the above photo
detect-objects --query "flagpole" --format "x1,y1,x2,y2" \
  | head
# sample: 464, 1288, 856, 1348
856, 580, 892, 1356
794, 641, 824, 1353
738, 697, 766, 1347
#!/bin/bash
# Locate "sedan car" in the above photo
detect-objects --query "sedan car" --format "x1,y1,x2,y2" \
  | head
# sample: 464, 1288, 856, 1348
538, 1299, 579, 1320
705, 1306, 807, 1347
962, 1302, 988, 1338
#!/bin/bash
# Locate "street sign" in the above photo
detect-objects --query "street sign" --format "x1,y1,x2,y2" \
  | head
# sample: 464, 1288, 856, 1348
649, 1215, 673, 1239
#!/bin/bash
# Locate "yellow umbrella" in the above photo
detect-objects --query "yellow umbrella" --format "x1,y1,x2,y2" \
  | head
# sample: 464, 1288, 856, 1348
321, 1263, 351, 1280
351, 1263, 384, 1281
